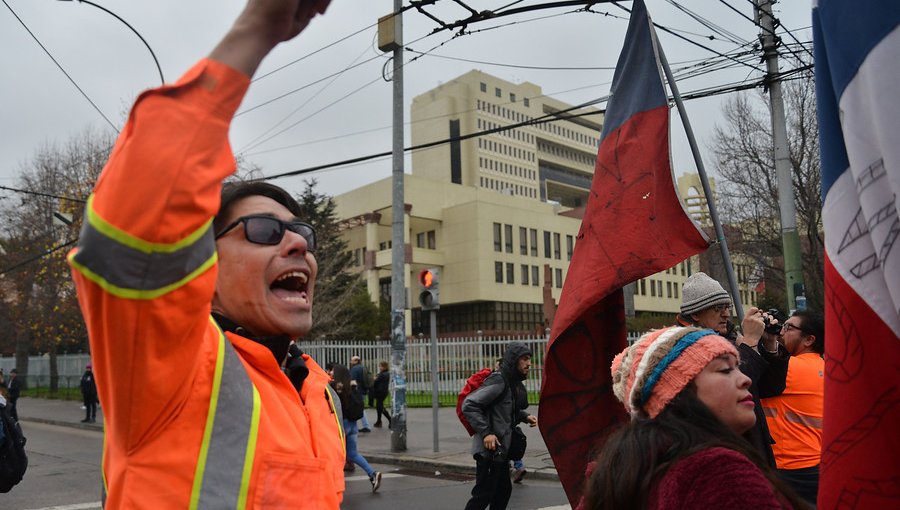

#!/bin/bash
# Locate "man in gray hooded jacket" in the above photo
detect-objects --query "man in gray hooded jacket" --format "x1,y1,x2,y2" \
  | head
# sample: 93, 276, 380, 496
462, 341, 538, 510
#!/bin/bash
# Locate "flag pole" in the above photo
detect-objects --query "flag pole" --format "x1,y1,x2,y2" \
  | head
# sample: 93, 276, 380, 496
652, 30, 745, 320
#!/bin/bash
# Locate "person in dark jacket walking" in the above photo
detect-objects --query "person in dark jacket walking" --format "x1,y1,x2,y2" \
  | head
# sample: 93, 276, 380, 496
372, 361, 391, 428
80, 364, 98, 423
331, 364, 382, 493
7, 369, 20, 421
676, 272, 789, 468
462, 342, 537, 510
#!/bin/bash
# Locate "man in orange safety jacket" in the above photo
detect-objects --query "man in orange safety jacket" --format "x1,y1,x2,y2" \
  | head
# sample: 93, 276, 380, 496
761, 311, 824, 507
67, 1, 347, 508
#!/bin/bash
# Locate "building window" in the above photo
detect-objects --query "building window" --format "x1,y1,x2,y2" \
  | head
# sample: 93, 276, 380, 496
524, 97, 530, 107
510, 92, 516, 102
480, 82, 487, 93
495, 87, 502, 98
379, 241, 391, 250
543, 231, 551, 258
530, 229, 538, 257
521, 264, 529, 285
566, 235, 574, 260
674, 283, 680, 299
504, 224, 513, 253
532, 266, 539, 286
553, 232, 561, 259
658, 280, 663, 297
493, 223, 502, 252
519, 227, 527, 255
416, 232, 424, 248
427, 230, 436, 249
495, 262, 503, 283
507, 263, 515, 284
681, 262, 686, 276
555, 268, 563, 288
650, 279, 656, 297
667, 281, 672, 298
640, 279, 646, 295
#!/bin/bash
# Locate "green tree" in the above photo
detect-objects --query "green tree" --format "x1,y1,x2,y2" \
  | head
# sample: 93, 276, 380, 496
710, 74, 824, 312
0, 128, 110, 389
294, 180, 382, 340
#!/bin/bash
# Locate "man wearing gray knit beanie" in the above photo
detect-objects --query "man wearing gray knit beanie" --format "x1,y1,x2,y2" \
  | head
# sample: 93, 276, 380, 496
678, 272, 734, 336
676, 271, 789, 469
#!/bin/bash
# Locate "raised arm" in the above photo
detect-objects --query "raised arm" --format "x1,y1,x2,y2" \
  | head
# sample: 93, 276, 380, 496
209, 0, 331, 77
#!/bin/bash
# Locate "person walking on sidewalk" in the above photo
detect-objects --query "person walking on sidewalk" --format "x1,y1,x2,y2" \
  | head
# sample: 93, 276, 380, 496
372, 361, 391, 428
462, 342, 538, 510
7, 369, 20, 421
349, 355, 372, 432
332, 364, 382, 493
66, 1, 347, 507
79, 364, 98, 423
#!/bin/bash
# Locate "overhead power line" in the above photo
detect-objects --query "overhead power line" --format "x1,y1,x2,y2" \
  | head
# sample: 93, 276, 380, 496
2, 0, 119, 133
256, 65, 808, 184
0, 185, 86, 204
0, 237, 78, 276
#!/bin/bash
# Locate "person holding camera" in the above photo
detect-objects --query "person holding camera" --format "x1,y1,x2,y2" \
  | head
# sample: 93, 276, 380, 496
676, 272, 789, 468
761, 311, 824, 506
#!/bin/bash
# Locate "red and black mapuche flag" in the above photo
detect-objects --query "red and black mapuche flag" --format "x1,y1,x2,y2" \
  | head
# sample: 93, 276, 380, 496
537, 0, 708, 504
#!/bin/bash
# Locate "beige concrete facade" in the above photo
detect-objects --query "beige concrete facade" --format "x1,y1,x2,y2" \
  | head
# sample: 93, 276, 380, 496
410, 70, 602, 208
335, 173, 582, 334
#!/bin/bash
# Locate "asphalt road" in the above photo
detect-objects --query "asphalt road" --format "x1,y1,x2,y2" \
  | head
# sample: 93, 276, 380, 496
5, 421, 569, 510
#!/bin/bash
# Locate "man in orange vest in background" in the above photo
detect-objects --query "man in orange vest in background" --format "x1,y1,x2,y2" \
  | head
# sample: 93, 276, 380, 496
761, 311, 824, 507
67, 1, 348, 508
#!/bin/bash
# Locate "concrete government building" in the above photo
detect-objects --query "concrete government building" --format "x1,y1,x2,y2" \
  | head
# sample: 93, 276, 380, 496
333, 70, 754, 335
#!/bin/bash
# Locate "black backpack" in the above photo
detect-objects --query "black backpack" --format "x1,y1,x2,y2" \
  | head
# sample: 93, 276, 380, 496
0, 402, 27, 493
342, 386, 365, 421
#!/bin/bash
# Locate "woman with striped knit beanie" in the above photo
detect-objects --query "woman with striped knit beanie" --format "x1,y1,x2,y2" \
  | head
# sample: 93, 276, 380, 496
582, 327, 807, 510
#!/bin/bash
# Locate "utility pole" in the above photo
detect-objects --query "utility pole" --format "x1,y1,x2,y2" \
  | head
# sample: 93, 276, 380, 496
379, 1, 407, 452
755, 0, 805, 310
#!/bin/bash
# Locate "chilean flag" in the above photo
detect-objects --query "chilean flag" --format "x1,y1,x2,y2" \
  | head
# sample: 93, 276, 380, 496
814, 1, 900, 508
537, 1, 709, 505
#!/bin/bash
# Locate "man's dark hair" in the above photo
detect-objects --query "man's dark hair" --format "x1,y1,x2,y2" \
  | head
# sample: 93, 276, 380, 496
792, 311, 824, 355
214, 181, 304, 233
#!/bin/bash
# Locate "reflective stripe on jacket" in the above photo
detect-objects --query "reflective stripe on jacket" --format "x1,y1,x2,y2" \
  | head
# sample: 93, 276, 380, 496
68, 59, 345, 508
761, 352, 824, 470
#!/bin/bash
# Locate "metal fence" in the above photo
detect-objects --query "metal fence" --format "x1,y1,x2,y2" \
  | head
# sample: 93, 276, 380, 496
1, 331, 643, 405
303, 334, 549, 406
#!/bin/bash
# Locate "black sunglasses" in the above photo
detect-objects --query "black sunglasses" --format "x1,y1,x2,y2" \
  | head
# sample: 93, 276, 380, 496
215, 215, 316, 252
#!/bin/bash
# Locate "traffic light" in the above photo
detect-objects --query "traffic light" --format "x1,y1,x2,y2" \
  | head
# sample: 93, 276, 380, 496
418, 268, 440, 311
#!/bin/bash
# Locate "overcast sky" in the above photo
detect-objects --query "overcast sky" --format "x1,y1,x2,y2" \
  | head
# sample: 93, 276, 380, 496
0, 0, 812, 202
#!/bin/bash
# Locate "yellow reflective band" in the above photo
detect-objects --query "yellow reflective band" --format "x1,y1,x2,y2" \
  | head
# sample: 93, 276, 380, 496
327, 386, 346, 451
68, 250, 217, 300
237, 387, 261, 510
189, 321, 226, 510
85, 194, 213, 254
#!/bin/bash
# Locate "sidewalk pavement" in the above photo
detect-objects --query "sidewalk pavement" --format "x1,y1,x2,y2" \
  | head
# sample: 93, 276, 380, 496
17, 397, 559, 481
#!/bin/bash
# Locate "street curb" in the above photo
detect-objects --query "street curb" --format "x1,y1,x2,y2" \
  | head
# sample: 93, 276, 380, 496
363, 453, 560, 482
20, 416, 103, 432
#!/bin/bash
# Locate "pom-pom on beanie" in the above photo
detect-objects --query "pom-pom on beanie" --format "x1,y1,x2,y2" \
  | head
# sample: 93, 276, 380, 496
680, 272, 732, 317
611, 326, 738, 419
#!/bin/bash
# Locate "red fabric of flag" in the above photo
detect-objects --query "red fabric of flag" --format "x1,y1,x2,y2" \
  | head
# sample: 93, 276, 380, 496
538, 1, 708, 505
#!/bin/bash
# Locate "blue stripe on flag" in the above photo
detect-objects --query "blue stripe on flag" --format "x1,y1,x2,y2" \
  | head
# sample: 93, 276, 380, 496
814, 1, 900, 197
599, 0, 666, 139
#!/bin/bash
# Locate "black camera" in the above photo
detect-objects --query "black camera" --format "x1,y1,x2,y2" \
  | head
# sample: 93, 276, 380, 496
762, 308, 786, 335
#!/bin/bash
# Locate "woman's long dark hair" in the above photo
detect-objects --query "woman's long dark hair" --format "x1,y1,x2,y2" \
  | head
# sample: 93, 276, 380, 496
582, 388, 808, 510
330, 363, 352, 408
